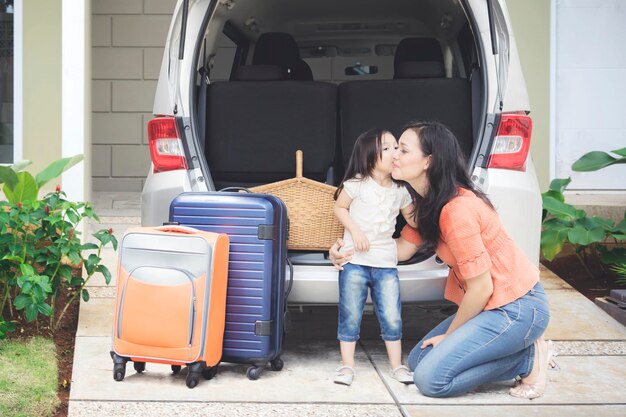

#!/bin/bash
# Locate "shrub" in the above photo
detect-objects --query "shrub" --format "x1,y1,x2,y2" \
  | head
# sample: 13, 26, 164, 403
0, 156, 117, 338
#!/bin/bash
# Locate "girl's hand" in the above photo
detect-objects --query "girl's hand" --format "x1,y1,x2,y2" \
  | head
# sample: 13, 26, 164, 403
421, 334, 447, 349
352, 230, 370, 252
329, 238, 352, 270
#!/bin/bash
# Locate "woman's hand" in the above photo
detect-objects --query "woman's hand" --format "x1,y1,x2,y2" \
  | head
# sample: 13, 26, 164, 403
421, 334, 447, 349
329, 238, 353, 270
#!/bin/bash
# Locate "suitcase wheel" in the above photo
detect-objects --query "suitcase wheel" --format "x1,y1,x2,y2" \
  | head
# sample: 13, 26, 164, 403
113, 363, 126, 381
186, 374, 199, 389
270, 357, 284, 372
171, 365, 182, 375
186, 362, 204, 388
133, 361, 146, 373
246, 366, 263, 380
202, 366, 218, 380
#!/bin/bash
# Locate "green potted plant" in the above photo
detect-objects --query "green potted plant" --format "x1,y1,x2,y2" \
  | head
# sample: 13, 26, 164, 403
0, 155, 117, 339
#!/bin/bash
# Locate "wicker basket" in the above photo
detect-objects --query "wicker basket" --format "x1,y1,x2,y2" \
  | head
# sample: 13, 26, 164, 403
250, 150, 344, 251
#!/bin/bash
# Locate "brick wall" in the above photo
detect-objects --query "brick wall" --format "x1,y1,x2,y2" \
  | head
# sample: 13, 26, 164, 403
91, 0, 176, 191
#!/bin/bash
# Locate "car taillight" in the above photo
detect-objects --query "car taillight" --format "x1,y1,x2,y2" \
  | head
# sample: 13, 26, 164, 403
147, 117, 187, 173
487, 113, 532, 171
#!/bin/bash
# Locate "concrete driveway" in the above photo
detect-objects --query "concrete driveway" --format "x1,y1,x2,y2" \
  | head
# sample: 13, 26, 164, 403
67, 193, 626, 416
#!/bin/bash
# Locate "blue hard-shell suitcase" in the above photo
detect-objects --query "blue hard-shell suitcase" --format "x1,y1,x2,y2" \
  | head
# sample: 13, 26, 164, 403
169, 192, 289, 380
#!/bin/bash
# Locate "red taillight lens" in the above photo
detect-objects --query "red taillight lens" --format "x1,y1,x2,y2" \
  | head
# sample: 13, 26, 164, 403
487, 113, 532, 171
147, 117, 187, 173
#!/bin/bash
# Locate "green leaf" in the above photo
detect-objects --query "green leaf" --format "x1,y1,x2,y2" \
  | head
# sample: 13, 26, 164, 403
96, 265, 112, 285
21, 282, 33, 294
614, 219, 626, 234
610, 147, 626, 157
13, 294, 30, 310
542, 189, 564, 203
0, 320, 16, 334
80, 243, 99, 250
25, 303, 38, 322
11, 160, 32, 173
572, 151, 626, 172
68, 251, 82, 266
37, 302, 53, 317
59, 265, 73, 281
3, 172, 38, 204
110, 235, 118, 251
540, 229, 567, 261
69, 277, 85, 287
577, 216, 612, 230
67, 210, 79, 225
567, 225, 605, 246
85, 253, 101, 268
19, 263, 35, 276
542, 195, 577, 220
35, 154, 84, 188
2, 254, 24, 263
598, 247, 626, 265
81, 289, 90, 302
0, 165, 19, 189
548, 177, 571, 193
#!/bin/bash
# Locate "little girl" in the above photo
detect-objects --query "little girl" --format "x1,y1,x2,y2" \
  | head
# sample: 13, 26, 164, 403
332, 128, 416, 386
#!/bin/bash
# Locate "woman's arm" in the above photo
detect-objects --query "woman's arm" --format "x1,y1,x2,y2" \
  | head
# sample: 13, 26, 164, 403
401, 204, 417, 228
422, 269, 493, 348
396, 236, 419, 262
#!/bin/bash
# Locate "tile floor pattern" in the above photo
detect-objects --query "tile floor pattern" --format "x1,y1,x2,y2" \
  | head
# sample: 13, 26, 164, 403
67, 193, 626, 417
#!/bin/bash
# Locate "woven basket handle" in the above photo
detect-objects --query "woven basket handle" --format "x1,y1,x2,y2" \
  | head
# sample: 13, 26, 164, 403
296, 150, 303, 178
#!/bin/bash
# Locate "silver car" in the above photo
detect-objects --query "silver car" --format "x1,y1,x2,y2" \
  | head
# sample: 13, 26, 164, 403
142, 0, 541, 305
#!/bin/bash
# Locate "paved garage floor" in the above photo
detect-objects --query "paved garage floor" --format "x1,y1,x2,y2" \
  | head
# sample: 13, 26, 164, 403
68, 193, 626, 417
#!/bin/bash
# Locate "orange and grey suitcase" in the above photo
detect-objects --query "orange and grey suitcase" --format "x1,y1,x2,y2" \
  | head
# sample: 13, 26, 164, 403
110, 226, 229, 388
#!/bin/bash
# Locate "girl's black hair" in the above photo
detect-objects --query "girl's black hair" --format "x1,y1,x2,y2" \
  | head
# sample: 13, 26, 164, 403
404, 121, 494, 258
334, 128, 390, 200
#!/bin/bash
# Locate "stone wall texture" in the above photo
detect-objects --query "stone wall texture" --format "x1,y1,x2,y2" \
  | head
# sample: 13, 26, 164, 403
91, 0, 176, 191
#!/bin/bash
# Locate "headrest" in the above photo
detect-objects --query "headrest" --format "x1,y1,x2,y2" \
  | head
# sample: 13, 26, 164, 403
252, 32, 314, 80
394, 38, 443, 76
232, 65, 284, 81
395, 61, 445, 79
253, 32, 301, 67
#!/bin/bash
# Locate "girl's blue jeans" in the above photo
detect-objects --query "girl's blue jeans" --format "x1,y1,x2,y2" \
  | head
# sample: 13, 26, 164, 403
408, 281, 550, 398
338, 263, 402, 342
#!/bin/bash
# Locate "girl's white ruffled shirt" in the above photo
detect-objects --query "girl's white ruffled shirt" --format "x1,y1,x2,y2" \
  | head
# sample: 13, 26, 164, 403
340, 177, 412, 268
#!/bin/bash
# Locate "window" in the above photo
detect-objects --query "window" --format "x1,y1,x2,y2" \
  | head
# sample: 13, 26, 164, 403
0, 0, 14, 163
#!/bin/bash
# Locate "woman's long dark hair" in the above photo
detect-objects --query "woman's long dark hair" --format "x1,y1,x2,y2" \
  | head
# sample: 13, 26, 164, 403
405, 121, 494, 258
334, 128, 389, 200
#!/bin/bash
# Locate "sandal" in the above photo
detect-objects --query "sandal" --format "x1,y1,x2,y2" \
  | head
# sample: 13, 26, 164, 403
510, 339, 557, 399
391, 365, 414, 385
333, 365, 355, 386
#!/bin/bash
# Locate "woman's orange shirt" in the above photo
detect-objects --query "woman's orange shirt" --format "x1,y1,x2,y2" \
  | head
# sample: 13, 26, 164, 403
401, 188, 539, 310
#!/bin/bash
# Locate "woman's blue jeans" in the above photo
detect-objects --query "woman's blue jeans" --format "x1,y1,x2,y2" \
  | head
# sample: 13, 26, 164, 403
408, 282, 550, 398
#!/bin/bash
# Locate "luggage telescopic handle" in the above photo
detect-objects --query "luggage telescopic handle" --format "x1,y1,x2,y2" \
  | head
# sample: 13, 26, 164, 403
155, 225, 200, 234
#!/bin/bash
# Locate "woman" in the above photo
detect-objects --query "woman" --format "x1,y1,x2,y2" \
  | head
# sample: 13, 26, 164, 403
329, 121, 554, 398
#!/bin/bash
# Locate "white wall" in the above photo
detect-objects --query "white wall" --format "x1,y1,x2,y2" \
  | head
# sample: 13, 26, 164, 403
554, 0, 626, 191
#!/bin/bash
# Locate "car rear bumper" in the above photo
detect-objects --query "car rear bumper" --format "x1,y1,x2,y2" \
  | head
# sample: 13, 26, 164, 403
286, 258, 449, 305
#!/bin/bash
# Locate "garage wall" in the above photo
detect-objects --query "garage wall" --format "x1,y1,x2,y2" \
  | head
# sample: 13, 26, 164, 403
507, 0, 551, 192
91, 0, 176, 191
553, 0, 626, 191
23, 0, 62, 184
